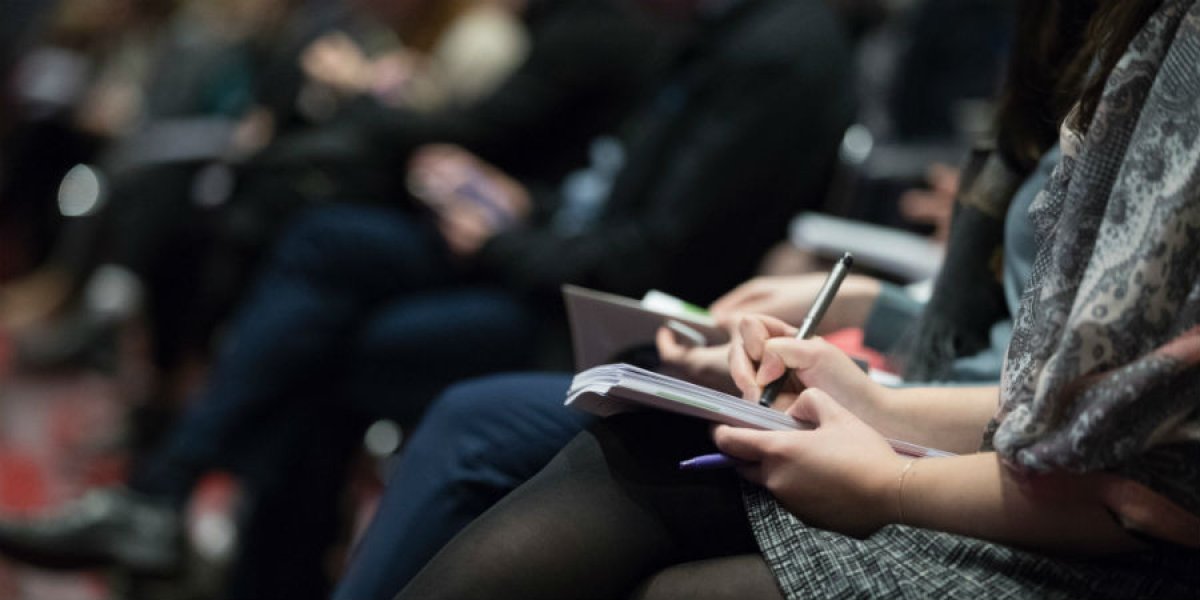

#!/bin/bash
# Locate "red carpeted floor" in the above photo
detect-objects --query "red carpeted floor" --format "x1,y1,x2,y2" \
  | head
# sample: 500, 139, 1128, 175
0, 323, 384, 600
0, 330, 242, 600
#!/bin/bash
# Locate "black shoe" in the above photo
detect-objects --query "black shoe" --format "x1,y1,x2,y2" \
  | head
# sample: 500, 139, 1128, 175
0, 488, 183, 575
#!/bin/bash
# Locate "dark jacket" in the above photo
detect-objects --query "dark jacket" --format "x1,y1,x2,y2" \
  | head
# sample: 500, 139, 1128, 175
479, 0, 857, 306
347, 0, 664, 185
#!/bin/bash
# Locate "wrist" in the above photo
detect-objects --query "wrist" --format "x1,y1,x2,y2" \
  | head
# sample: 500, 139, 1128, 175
895, 458, 918, 526
864, 455, 912, 533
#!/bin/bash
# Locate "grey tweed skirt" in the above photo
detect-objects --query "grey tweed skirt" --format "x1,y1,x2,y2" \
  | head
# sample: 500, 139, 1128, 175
743, 487, 1200, 599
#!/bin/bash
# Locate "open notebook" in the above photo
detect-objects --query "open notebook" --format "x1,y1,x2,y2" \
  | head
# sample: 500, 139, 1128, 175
563, 285, 728, 371
567, 363, 954, 458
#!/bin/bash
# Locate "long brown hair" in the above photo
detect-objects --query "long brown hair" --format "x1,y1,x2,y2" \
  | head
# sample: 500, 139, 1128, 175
993, 0, 1097, 171
1063, 0, 1165, 131
993, 0, 1164, 172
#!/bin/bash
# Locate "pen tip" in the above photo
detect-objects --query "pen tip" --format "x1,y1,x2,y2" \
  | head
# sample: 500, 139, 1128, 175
841, 252, 854, 267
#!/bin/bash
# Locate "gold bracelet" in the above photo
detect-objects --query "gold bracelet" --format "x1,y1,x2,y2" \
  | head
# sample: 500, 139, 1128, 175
897, 459, 917, 525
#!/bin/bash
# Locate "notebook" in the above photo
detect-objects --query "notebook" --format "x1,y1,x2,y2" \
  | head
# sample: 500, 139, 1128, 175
567, 363, 954, 458
562, 285, 728, 371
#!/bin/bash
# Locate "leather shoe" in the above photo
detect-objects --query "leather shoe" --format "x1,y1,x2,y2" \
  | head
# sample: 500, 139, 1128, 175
0, 488, 183, 575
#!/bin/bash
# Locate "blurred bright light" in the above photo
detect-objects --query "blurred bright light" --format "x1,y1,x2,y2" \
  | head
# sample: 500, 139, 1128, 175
57, 164, 106, 217
840, 124, 875, 165
193, 512, 237, 562
364, 420, 403, 457
85, 264, 142, 319
192, 163, 236, 208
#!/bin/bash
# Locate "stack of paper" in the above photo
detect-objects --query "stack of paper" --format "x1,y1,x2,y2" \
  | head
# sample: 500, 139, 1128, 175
567, 363, 953, 458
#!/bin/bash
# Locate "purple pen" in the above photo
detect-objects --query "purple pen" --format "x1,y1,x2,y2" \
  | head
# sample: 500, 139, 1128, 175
455, 170, 513, 228
678, 453, 739, 470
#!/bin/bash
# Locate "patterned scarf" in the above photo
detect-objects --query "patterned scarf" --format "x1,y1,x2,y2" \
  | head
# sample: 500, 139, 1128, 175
989, 0, 1200, 525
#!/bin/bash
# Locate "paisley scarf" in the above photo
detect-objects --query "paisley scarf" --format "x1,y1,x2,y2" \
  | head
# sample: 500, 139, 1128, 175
988, 0, 1200, 541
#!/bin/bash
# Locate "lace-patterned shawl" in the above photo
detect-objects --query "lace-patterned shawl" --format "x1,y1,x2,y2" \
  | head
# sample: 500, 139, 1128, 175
987, 0, 1200, 517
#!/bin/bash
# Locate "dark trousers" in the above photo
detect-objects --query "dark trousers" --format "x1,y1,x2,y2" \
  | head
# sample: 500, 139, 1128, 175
129, 204, 538, 599
333, 373, 595, 600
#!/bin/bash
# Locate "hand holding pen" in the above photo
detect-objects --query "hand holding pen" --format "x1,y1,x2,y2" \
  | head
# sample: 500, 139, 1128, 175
756, 253, 853, 407
679, 260, 950, 472
681, 254, 862, 470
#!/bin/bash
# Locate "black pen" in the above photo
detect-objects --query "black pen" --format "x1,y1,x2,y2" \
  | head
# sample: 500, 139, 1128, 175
758, 252, 854, 408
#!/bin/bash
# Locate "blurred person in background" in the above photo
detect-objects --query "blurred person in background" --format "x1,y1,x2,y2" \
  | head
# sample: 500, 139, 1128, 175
0, 0, 653, 460
0, 0, 178, 282
301, 0, 529, 113
0, 0, 289, 325
0, 0, 525, 333
0, 0, 313, 470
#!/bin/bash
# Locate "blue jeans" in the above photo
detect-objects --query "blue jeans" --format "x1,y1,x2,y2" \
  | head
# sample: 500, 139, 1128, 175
129, 204, 538, 599
333, 373, 595, 600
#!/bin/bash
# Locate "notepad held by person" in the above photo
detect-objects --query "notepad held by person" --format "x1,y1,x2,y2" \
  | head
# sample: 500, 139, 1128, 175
566, 363, 952, 458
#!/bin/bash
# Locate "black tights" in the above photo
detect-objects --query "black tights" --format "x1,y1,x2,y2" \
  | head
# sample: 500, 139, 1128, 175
396, 414, 785, 600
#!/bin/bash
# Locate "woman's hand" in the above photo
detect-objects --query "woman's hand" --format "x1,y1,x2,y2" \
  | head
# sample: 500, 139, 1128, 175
899, 162, 960, 242
730, 314, 888, 420
301, 32, 422, 104
718, 398, 1152, 551
301, 32, 373, 96
367, 50, 419, 106
709, 274, 880, 331
713, 388, 907, 538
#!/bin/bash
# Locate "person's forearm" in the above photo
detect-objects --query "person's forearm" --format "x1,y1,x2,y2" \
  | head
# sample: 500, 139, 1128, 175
897, 453, 1141, 555
814, 275, 881, 334
866, 386, 999, 454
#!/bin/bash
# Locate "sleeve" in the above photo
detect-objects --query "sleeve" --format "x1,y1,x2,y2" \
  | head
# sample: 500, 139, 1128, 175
862, 282, 926, 353
339, 5, 656, 175
476, 51, 850, 301
992, 329, 1200, 520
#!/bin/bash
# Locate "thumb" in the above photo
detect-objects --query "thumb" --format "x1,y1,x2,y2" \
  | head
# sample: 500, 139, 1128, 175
712, 425, 774, 462
784, 388, 847, 427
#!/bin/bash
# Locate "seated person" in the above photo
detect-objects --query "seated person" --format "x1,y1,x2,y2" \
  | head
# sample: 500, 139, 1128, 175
392, 1, 1200, 597
0, 0, 856, 598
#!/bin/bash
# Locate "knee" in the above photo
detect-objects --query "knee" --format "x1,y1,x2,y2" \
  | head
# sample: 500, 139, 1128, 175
268, 205, 411, 280
422, 376, 520, 433
270, 207, 357, 270
387, 378, 523, 495
409, 374, 558, 475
